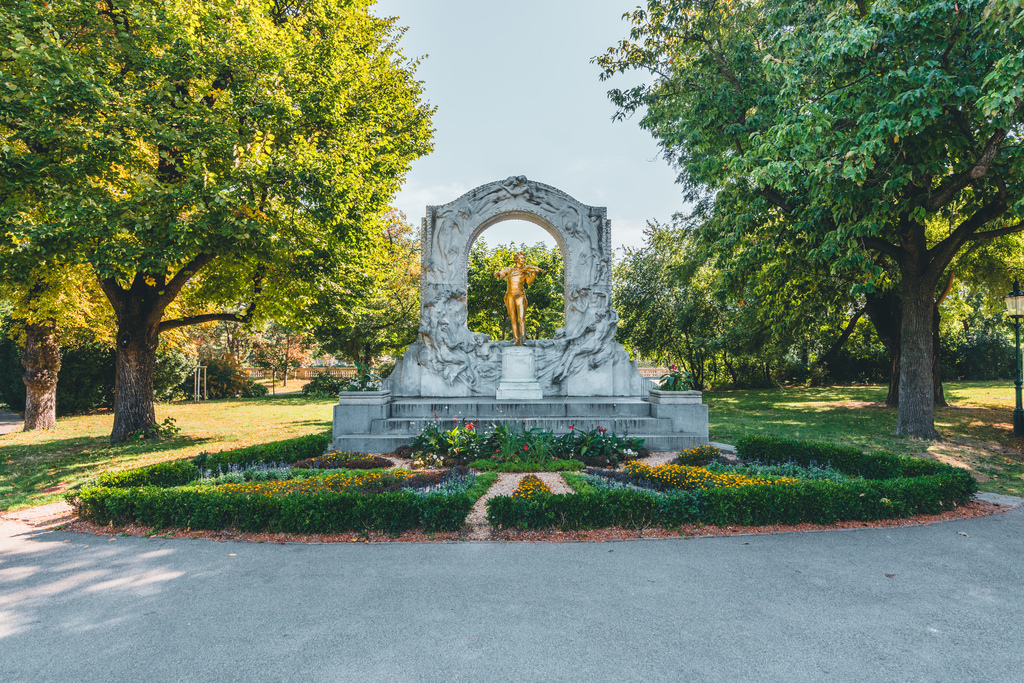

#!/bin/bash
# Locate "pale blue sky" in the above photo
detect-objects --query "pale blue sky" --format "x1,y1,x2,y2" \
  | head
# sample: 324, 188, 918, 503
371, 0, 686, 251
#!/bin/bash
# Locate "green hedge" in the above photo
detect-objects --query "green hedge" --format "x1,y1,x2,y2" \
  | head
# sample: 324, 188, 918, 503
487, 440, 978, 530
193, 432, 331, 470
69, 472, 498, 535
734, 435, 945, 479
96, 460, 200, 488
469, 459, 585, 472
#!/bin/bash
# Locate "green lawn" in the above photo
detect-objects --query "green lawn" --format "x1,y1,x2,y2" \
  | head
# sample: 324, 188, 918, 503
3, 380, 1021, 513
0, 395, 335, 512
707, 381, 1024, 497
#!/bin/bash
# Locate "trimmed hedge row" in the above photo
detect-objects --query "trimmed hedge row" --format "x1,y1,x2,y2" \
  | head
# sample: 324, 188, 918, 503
69, 472, 498, 535
734, 436, 944, 479
96, 460, 200, 489
192, 432, 331, 470
486, 440, 978, 530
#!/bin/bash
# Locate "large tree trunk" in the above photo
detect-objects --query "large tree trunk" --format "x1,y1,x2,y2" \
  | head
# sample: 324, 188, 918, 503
895, 273, 940, 439
110, 316, 160, 443
21, 323, 60, 431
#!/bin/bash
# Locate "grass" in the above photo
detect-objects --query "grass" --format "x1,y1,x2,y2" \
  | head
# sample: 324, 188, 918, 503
706, 380, 1024, 497
4, 379, 1022, 513
0, 394, 335, 512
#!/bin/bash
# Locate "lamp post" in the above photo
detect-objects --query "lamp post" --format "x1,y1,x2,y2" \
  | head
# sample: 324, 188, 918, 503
1004, 279, 1024, 437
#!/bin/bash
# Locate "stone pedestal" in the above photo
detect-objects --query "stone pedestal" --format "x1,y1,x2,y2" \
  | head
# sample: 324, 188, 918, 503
496, 346, 543, 400
647, 389, 709, 440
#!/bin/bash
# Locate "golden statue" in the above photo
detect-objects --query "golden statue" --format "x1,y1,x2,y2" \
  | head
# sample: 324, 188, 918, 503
494, 251, 545, 346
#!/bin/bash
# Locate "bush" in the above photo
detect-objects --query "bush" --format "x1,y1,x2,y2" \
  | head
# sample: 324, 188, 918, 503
193, 432, 331, 470
734, 436, 949, 479
67, 470, 500, 535
468, 459, 585, 473
196, 357, 268, 399
154, 348, 196, 401
292, 451, 395, 470
96, 460, 200, 488
301, 372, 348, 398
486, 439, 977, 531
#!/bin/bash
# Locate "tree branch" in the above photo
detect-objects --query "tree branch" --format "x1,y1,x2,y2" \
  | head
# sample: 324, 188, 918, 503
759, 186, 794, 213
159, 311, 252, 333
859, 236, 904, 262
816, 307, 866, 368
967, 220, 1024, 241
156, 253, 216, 308
930, 199, 1009, 274
926, 98, 1022, 212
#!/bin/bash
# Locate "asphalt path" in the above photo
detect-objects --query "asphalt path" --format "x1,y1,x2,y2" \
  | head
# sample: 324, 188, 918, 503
2, 504, 1024, 683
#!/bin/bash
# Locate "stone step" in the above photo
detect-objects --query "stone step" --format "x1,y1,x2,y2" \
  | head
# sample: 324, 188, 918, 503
330, 432, 706, 454
372, 416, 674, 435
387, 397, 653, 419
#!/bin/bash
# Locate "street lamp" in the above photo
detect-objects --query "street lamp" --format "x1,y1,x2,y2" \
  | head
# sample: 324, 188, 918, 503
1004, 278, 1024, 436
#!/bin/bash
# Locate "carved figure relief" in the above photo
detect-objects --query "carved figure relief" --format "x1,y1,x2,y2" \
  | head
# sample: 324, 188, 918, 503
388, 176, 646, 397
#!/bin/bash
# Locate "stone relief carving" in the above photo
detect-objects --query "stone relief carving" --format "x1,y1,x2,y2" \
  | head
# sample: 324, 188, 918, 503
387, 176, 649, 398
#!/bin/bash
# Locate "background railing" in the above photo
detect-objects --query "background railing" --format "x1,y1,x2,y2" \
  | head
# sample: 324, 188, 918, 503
241, 367, 358, 380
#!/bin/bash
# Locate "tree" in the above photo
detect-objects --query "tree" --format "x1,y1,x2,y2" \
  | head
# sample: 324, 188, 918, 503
308, 210, 421, 365
0, 267, 113, 430
250, 322, 311, 390
467, 240, 565, 342
0, 0, 433, 441
599, 0, 1024, 438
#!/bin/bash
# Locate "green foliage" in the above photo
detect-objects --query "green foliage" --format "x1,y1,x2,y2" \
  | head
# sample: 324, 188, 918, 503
198, 357, 268, 399
154, 348, 196, 401
467, 241, 565, 341
487, 439, 976, 530
0, 0, 433, 439
309, 210, 421, 365
734, 436, 957, 480
411, 422, 645, 469
658, 366, 693, 391
468, 459, 585, 473
600, 0, 1024, 436
68, 486, 475, 534
193, 432, 331, 470
67, 467, 498, 534
301, 372, 348, 398
344, 362, 382, 391
96, 460, 200, 489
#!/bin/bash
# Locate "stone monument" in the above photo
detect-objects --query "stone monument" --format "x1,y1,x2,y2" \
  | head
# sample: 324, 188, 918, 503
331, 177, 709, 453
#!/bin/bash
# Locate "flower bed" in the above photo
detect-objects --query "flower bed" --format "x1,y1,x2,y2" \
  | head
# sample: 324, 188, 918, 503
69, 437, 497, 534
485, 438, 977, 531
411, 422, 645, 469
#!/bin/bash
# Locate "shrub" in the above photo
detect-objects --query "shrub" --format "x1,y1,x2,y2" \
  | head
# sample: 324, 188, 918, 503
67, 468, 499, 534
672, 444, 724, 467
468, 459, 585, 473
487, 440, 977, 531
96, 460, 200, 488
198, 357, 268, 399
293, 451, 395, 470
301, 372, 348, 397
193, 432, 331, 470
735, 436, 950, 479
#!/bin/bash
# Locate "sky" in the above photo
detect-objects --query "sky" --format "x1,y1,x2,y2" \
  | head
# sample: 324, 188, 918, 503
371, 0, 687, 252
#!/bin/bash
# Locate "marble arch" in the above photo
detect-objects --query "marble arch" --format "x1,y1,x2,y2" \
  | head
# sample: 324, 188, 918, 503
384, 176, 650, 398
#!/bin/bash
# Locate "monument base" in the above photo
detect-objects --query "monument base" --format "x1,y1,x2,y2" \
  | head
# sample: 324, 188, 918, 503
496, 346, 543, 400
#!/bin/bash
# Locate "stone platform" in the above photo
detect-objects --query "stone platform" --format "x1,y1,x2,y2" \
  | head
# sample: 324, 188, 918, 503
331, 393, 709, 454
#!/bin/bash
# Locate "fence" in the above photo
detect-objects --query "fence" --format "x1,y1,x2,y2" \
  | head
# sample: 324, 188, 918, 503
242, 367, 358, 380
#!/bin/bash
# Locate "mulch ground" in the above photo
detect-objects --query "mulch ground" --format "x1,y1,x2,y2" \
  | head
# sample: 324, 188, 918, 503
50, 499, 1007, 544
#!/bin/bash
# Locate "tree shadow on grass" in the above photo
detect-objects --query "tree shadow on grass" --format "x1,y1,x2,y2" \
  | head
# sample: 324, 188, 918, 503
1, 435, 213, 513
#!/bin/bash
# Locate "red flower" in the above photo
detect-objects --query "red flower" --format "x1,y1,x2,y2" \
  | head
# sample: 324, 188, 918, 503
466, 422, 475, 431
598, 427, 607, 435
523, 445, 529, 451
569, 425, 575, 430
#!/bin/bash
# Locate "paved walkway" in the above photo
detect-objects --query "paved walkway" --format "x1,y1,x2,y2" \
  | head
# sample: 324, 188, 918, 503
0, 408, 23, 435
3, 498, 1024, 682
